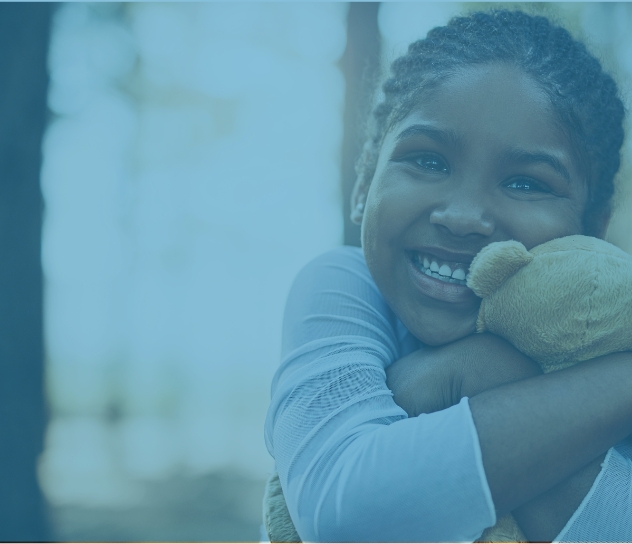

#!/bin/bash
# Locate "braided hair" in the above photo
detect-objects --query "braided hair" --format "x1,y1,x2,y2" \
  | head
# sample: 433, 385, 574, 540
356, 9, 625, 236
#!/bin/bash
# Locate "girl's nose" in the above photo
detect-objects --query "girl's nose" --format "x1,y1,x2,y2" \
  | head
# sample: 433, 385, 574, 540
429, 201, 495, 237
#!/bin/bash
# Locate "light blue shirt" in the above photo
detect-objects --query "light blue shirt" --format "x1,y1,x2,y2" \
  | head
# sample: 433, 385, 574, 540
264, 246, 631, 542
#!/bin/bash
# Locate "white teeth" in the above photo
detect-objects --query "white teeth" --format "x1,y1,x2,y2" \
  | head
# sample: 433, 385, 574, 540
438, 264, 452, 277
412, 252, 469, 286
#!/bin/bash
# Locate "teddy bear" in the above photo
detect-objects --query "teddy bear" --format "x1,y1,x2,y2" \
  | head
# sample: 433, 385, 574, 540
468, 235, 632, 374
469, 234, 632, 542
264, 234, 632, 543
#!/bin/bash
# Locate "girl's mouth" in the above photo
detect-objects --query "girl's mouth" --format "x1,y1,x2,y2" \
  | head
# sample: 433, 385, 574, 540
406, 250, 477, 303
408, 251, 469, 285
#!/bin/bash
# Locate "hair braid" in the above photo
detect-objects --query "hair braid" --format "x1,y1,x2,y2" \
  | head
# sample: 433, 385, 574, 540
356, 9, 625, 236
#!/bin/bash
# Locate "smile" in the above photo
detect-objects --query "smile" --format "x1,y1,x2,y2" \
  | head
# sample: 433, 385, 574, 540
406, 250, 478, 304
409, 251, 469, 285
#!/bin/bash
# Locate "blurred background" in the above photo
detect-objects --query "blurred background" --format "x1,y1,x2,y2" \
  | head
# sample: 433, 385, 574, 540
2, 2, 631, 541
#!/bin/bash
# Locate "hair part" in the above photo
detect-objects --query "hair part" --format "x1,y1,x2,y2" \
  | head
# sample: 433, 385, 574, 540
356, 9, 626, 236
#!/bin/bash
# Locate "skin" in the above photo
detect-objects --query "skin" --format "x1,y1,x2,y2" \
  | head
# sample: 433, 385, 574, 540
353, 63, 588, 346
386, 334, 608, 541
351, 63, 632, 540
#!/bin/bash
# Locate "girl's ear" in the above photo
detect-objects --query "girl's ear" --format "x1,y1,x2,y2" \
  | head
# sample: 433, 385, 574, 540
350, 177, 369, 225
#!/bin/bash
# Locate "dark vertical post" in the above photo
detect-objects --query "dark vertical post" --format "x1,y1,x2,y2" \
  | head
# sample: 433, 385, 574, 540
339, 2, 381, 247
0, 3, 53, 540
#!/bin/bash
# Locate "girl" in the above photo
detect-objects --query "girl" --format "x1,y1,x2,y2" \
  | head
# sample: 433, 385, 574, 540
264, 10, 632, 542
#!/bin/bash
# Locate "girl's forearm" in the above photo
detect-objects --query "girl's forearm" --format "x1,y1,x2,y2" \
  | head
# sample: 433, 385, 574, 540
470, 351, 632, 516
387, 335, 632, 520
512, 453, 605, 542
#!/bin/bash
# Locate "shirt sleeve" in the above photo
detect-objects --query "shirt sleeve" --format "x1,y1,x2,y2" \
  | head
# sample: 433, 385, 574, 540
264, 247, 496, 542
555, 437, 632, 542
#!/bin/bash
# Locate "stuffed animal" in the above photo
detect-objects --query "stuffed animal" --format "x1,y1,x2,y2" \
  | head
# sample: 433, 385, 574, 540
264, 235, 632, 542
470, 234, 632, 542
263, 471, 301, 543
468, 235, 632, 373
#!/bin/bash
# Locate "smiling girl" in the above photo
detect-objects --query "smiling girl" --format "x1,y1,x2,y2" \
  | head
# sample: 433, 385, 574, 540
264, 10, 632, 542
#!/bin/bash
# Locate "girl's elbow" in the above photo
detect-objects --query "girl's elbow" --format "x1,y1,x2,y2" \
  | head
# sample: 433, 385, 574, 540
289, 485, 364, 542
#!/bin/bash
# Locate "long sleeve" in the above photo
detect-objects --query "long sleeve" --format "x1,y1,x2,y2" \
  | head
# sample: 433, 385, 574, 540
264, 247, 496, 542
555, 437, 632, 542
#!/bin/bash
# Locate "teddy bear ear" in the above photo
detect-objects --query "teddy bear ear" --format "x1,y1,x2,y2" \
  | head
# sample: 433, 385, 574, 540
467, 240, 533, 298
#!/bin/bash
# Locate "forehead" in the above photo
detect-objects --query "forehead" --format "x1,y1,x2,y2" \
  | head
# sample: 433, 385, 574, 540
384, 63, 582, 178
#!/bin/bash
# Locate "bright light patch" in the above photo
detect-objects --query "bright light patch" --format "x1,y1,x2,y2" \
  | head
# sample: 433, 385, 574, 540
41, 2, 346, 506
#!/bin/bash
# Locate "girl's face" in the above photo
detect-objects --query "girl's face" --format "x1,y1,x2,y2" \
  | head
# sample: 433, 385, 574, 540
355, 63, 589, 346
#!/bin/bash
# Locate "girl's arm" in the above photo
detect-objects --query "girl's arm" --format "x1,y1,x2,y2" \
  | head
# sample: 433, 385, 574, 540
269, 249, 632, 542
387, 333, 632, 538
471, 352, 632, 514
267, 249, 498, 542
512, 454, 605, 542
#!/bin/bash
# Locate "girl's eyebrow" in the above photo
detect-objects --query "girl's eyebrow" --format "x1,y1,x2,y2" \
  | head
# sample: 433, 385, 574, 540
394, 124, 462, 148
395, 125, 572, 184
504, 148, 572, 184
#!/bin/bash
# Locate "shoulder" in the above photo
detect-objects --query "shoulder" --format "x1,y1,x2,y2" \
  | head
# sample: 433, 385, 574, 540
281, 246, 414, 361
285, 246, 388, 322
293, 246, 372, 284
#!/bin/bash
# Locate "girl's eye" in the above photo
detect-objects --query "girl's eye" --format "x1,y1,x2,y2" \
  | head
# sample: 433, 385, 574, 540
403, 153, 449, 173
505, 178, 551, 194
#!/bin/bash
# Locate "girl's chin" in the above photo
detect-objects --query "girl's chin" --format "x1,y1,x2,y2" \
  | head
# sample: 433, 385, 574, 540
408, 314, 478, 346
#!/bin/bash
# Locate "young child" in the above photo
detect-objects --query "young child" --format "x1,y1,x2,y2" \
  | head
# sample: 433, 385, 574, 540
264, 10, 632, 542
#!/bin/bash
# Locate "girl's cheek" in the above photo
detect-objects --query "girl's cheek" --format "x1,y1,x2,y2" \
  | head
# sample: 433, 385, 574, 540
504, 204, 584, 249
